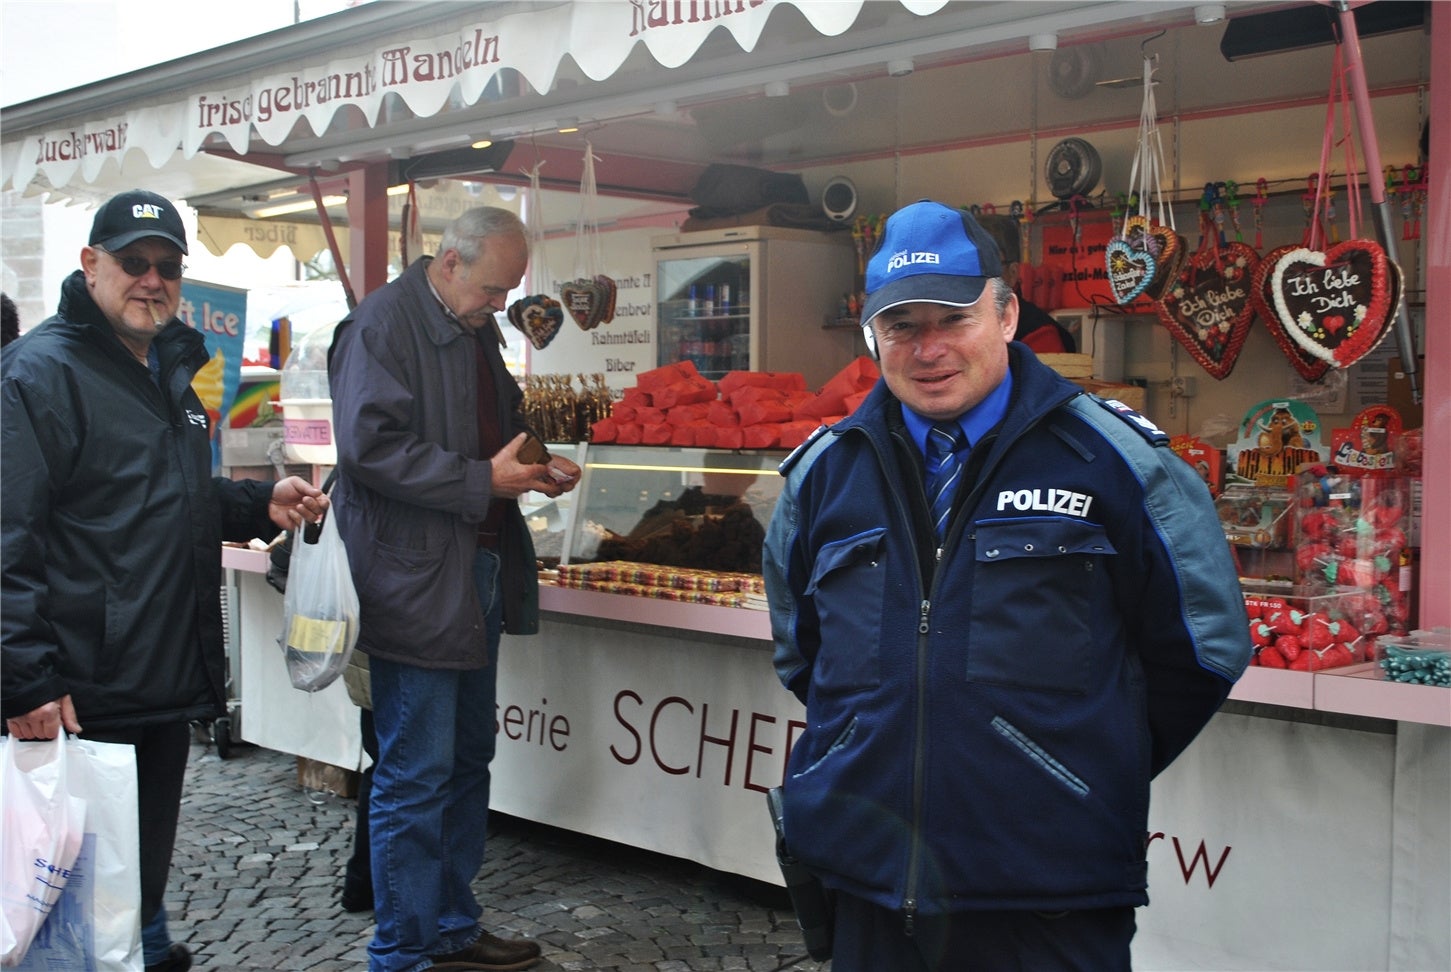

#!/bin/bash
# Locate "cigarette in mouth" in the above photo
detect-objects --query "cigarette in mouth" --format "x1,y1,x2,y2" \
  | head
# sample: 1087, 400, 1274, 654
150, 301, 164, 326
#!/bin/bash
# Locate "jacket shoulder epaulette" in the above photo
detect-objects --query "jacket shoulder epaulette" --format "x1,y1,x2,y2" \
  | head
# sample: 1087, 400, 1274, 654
1074, 392, 1170, 446
777, 422, 835, 477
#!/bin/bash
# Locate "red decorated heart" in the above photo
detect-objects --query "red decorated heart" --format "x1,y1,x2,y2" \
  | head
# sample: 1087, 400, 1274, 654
1252, 244, 1330, 383
1154, 241, 1260, 380
1269, 240, 1393, 369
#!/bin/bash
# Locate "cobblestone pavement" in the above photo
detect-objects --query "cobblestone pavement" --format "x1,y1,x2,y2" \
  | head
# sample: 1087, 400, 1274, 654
168, 736, 828, 971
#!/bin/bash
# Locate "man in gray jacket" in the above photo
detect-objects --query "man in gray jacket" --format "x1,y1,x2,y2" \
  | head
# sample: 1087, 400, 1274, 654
328, 206, 579, 972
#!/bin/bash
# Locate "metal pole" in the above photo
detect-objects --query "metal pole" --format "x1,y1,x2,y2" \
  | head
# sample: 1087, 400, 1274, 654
1333, 0, 1421, 403
308, 171, 357, 312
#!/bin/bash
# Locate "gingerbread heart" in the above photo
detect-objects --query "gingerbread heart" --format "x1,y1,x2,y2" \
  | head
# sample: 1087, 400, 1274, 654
1253, 244, 1330, 383
1144, 226, 1187, 302
1115, 216, 1185, 302
561, 278, 606, 331
1155, 241, 1260, 380
594, 274, 618, 324
507, 294, 564, 350
1106, 238, 1157, 305
1270, 240, 1393, 369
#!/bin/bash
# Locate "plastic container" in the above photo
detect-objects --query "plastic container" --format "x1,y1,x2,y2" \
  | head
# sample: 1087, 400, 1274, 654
1243, 587, 1383, 671
1376, 629, 1451, 687
279, 323, 338, 465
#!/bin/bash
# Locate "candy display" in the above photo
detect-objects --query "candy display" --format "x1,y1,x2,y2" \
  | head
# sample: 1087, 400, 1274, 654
1329, 404, 1402, 476
594, 498, 765, 575
522, 373, 613, 444
1377, 631, 1451, 687
590, 357, 879, 451
1216, 485, 1295, 583
1293, 466, 1411, 635
1227, 398, 1324, 488
554, 561, 766, 607
1244, 590, 1372, 670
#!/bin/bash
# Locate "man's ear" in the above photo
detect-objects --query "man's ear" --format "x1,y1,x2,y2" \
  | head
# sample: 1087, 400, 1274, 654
1000, 293, 1021, 342
80, 246, 100, 280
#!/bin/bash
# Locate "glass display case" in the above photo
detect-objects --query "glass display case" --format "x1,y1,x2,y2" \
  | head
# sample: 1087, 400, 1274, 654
653, 226, 861, 389
560, 444, 786, 575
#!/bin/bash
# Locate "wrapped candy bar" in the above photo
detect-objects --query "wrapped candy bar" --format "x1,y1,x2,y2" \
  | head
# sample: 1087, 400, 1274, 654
589, 418, 619, 443
636, 359, 700, 392
718, 370, 808, 396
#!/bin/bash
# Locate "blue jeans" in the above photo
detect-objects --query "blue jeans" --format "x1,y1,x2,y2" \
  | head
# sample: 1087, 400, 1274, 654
367, 549, 502, 972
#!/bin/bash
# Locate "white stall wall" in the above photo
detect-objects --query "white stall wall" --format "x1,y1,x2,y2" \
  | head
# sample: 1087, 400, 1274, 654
1136, 712, 1398, 971
491, 618, 800, 885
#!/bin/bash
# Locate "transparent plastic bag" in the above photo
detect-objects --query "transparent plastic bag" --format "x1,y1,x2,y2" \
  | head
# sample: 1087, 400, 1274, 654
279, 506, 359, 693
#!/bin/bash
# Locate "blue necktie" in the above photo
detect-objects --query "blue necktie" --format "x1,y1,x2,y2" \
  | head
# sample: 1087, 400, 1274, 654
926, 421, 967, 541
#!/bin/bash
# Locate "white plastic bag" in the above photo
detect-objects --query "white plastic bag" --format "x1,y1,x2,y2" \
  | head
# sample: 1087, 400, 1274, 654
2, 736, 140, 970
279, 507, 360, 692
1, 735, 86, 967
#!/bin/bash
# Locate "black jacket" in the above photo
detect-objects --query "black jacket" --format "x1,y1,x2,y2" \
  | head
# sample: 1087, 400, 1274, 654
2, 270, 275, 728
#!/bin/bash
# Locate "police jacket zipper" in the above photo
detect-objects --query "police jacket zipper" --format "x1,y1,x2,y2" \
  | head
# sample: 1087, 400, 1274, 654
902, 591, 934, 939
870, 423, 951, 934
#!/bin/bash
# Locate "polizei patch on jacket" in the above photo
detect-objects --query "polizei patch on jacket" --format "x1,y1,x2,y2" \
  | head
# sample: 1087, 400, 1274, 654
1095, 396, 1169, 444
996, 487, 1095, 517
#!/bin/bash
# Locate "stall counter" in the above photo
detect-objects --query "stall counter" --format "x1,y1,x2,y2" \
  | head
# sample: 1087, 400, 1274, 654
223, 551, 1449, 970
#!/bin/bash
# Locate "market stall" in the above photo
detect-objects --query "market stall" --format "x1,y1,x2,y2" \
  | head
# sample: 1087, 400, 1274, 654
5, 2, 1449, 968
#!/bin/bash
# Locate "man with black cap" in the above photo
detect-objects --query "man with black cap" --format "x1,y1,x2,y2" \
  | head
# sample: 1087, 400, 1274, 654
762, 199, 1249, 970
2, 189, 328, 971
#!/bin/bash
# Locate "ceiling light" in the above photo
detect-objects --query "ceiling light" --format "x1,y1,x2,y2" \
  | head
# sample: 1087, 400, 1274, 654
557, 118, 580, 133
386, 184, 410, 196
252, 195, 346, 219
886, 58, 914, 78
1194, 4, 1226, 25
1028, 33, 1059, 52
764, 80, 790, 98
471, 138, 493, 149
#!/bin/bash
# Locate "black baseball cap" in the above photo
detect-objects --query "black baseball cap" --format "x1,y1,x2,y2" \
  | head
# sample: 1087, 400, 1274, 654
861, 200, 1003, 326
88, 189, 188, 254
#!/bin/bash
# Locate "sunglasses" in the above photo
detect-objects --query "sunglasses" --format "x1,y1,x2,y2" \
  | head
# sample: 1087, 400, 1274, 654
97, 247, 186, 281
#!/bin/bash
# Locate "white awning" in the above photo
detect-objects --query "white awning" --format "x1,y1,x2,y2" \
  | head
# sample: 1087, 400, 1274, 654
2, 0, 952, 201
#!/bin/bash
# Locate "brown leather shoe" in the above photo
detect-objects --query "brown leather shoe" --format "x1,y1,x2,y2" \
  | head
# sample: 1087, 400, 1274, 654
429, 931, 542, 971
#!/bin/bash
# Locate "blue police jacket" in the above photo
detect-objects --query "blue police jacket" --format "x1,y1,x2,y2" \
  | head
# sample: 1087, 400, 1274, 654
763, 343, 1250, 920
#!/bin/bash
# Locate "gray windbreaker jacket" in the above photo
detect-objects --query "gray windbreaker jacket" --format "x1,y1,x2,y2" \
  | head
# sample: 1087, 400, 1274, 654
327, 257, 538, 668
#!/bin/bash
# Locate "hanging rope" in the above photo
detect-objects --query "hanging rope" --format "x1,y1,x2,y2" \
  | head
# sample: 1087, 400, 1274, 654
523, 160, 550, 294
570, 141, 604, 281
